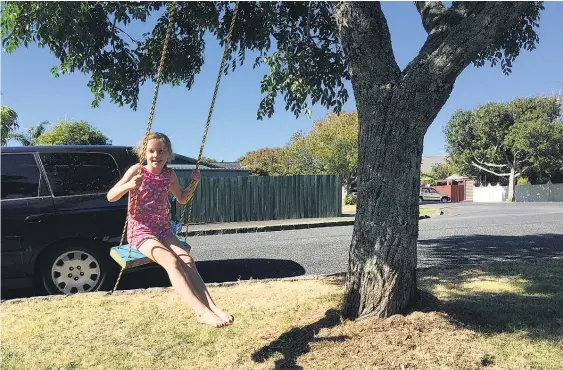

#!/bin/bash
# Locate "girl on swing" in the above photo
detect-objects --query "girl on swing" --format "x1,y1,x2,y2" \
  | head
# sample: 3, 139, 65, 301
107, 132, 233, 328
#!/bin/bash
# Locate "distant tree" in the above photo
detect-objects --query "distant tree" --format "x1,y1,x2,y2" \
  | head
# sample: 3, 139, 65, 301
35, 120, 111, 145
1, 105, 19, 146
9, 121, 49, 146
200, 156, 217, 163
238, 147, 292, 176
287, 112, 358, 192
445, 97, 563, 201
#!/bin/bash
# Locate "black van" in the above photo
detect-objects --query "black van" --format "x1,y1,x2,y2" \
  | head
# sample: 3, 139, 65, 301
1, 146, 139, 295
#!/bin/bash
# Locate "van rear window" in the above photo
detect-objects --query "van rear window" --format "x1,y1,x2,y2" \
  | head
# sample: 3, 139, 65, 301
40, 152, 120, 196
1, 154, 46, 199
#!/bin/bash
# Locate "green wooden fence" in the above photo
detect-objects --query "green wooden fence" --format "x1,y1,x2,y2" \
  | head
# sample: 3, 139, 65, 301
171, 175, 342, 224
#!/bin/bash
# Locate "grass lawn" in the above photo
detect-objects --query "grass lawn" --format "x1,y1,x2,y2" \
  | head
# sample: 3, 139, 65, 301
2, 259, 562, 370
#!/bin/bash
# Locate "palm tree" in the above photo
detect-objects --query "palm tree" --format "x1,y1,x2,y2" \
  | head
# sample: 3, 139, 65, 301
9, 121, 49, 146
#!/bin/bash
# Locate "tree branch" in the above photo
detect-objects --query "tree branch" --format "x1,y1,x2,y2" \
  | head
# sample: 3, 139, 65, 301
415, 2, 461, 36
472, 154, 509, 168
331, 2, 400, 99
388, 1, 536, 134
471, 161, 512, 177
116, 26, 139, 44
401, 2, 536, 125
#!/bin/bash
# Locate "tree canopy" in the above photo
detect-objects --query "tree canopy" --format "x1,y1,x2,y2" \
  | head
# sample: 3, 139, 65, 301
445, 96, 563, 199
1, 105, 19, 146
9, 121, 48, 146
239, 112, 358, 184
238, 147, 292, 176
1, 2, 541, 119
34, 120, 111, 145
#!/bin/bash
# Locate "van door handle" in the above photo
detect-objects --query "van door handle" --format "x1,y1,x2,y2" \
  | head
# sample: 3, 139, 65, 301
24, 215, 43, 224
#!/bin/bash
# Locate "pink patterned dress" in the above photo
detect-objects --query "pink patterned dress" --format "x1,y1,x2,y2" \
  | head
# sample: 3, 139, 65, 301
127, 166, 175, 249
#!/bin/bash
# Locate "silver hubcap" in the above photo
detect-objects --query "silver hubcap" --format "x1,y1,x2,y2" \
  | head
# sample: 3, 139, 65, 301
51, 250, 101, 294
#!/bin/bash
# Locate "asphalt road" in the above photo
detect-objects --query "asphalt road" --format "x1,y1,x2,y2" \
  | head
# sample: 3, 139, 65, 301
118, 202, 563, 290
4, 203, 562, 298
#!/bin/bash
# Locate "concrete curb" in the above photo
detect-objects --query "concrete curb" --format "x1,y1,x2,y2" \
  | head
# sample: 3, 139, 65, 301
1, 272, 346, 304
185, 219, 355, 236
183, 212, 439, 237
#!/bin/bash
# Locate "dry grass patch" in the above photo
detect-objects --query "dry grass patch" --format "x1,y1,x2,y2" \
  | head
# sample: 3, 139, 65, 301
2, 259, 562, 370
341, 204, 440, 217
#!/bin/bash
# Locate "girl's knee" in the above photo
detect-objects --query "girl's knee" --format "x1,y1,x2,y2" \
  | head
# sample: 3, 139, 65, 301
159, 254, 184, 271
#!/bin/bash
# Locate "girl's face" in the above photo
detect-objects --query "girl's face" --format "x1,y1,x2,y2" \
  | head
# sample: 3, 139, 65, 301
145, 139, 170, 170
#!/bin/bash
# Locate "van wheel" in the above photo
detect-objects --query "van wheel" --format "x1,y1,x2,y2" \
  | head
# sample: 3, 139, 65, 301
39, 241, 115, 295
441, 197, 449, 203
419, 196, 424, 202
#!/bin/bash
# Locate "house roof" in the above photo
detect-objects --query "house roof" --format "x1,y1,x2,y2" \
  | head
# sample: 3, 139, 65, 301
168, 164, 250, 172
170, 153, 222, 169
215, 162, 244, 170
420, 155, 447, 174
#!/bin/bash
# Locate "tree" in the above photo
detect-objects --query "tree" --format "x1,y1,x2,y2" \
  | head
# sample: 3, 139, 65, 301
238, 147, 292, 176
445, 97, 563, 201
1, 1, 545, 319
34, 120, 111, 145
9, 121, 48, 146
1, 105, 19, 146
200, 156, 217, 163
424, 160, 460, 183
287, 112, 358, 191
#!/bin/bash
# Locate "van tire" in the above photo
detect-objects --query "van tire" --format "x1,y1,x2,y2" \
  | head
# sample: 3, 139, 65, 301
38, 241, 116, 295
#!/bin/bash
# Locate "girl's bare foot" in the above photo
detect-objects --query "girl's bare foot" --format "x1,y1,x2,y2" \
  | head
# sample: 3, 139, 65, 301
211, 306, 234, 324
197, 311, 227, 328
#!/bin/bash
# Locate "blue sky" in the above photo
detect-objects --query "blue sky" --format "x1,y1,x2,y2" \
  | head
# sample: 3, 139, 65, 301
2, 2, 562, 161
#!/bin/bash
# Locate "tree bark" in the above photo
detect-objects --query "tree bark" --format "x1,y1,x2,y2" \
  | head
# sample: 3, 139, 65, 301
332, 1, 536, 320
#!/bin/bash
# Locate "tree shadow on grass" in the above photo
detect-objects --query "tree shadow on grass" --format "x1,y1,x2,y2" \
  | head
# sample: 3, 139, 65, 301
251, 309, 348, 370
419, 254, 563, 341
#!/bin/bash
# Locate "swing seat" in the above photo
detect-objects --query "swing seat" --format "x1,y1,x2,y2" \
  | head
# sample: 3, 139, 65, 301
110, 240, 192, 269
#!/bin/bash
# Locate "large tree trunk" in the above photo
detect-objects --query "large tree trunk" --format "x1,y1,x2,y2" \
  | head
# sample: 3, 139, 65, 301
332, 1, 533, 319
333, 3, 449, 319
342, 103, 424, 318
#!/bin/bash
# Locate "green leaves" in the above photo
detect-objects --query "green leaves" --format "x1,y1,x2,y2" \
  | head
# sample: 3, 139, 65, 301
9, 121, 48, 146
471, 2, 544, 75
238, 147, 292, 176
1, 105, 19, 146
445, 96, 563, 181
1, 1, 348, 118
34, 120, 111, 145
238, 112, 358, 181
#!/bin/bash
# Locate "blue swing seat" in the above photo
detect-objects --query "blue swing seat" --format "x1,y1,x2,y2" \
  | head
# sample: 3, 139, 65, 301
110, 240, 192, 269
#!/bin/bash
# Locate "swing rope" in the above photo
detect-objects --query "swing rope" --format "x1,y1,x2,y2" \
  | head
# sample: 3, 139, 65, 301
183, 0, 240, 235
111, 1, 239, 292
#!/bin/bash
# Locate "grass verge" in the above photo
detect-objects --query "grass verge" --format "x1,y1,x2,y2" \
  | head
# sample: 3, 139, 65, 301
2, 259, 562, 369
342, 204, 441, 217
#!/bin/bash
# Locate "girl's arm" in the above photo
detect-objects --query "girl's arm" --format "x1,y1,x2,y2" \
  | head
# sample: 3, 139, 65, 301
107, 164, 142, 202
170, 170, 201, 204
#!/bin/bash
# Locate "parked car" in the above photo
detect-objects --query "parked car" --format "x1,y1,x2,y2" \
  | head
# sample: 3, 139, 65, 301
419, 187, 450, 202
1, 145, 139, 295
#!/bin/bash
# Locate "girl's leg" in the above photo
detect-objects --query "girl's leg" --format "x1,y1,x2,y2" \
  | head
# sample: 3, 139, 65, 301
163, 234, 234, 324
138, 239, 227, 328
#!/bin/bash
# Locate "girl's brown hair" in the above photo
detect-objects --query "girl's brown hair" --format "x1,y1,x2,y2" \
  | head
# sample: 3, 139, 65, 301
133, 132, 174, 163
